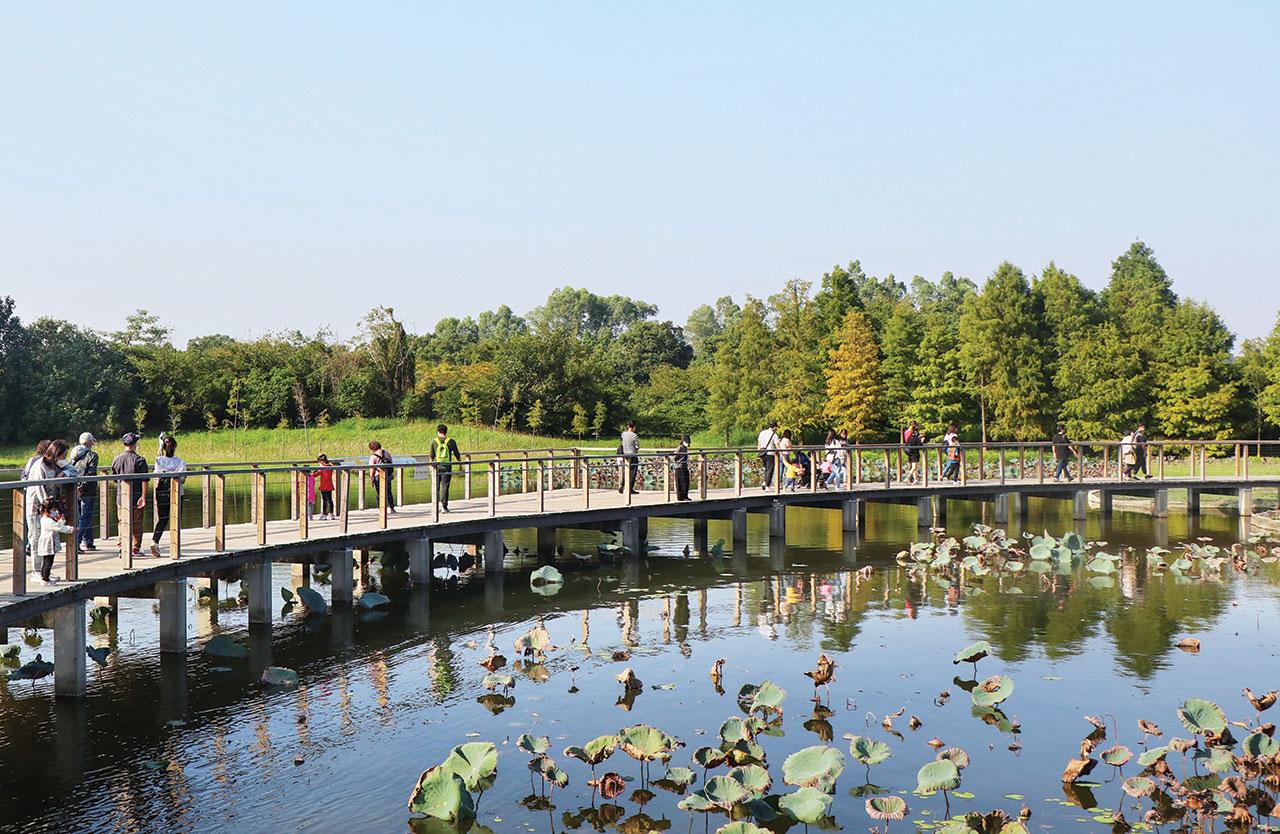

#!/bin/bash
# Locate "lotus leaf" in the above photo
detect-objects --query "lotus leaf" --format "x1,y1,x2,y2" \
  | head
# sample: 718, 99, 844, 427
713, 823, 769, 834
407, 766, 476, 821
537, 758, 569, 788
778, 786, 833, 824
296, 586, 327, 614
936, 748, 970, 769
203, 636, 248, 659
662, 767, 697, 787
0, 644, 20, 659
693, 746, 728, 770
1101, 746, 1131, 766
1029, 543, 1054, 561
953, 641, 992, 666
865, 795, 909, 820
481, 673, 514, 691
438, 742, 498, 792
618, 725, 681, 762
847, 735, 893, 766
357, 592, 390, 610
749, 680, 787, 715
720, 717, 753, 744
1178, 698, 1227, 735
530, 565, 564, 586
1005, 561, 1024, 572
1085, 557, 1116, 574
698, 775, 752, 810
1136, 745, 1170, 766
517, 734, 550, 755
1243, 731, 1280, 758
565, 735, 618, 767
916, 760, 961, 792
677, 792, 715, 812
260, 666, 298, 687
782, 745, 845, 792
513, 624, 552, 656
1122, 775, 1156, 797
736, 683, 759, 708
1202, 747, 1234, 773
280, 587, 295, 603
1060, 531, 1084, 552
723, 739, 767, 766
971, 675, 1015, 708
961, 555, 981, 569
727, 764, 771, 796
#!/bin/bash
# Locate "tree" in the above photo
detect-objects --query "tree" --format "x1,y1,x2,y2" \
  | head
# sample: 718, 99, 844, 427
592, 400, 608, 441
1152, 298, 1239, 440
958, 262, 1050, 440
1100, 241, 1176, 363
527, 287, 657, 338
527, 398, 545, 440
357, 306, 414, 415
1054, 324, 1147, 438
684, 296, 740, 360
0, 296, 31, 442
824, 311, 882, 441
877, 304, 922, 435
910, 310, 974, 439
1034, 262, 1101, 365
1260, 313, 1280, 430
768, 279, 826, 435
571, 403, 590, 440
707, 297, 775, 443
613, 320, 693, 387
814, 261, 865, 334
630, 364, 710, 437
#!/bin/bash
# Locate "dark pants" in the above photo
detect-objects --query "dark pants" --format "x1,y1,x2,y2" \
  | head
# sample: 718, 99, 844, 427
1054, 457, 1070, 479
943, 460, 960, 481
38, 553, 55, 581
761, 454, 775, 487
436, 468, 453, 508
320, 491, 335, 515
153, 484, 172, 544
77, 494, 96, 548
675, 467, 690, 501
1135, 452, 1148, 477
618, 456, 639, 492
373, 473, 396, 509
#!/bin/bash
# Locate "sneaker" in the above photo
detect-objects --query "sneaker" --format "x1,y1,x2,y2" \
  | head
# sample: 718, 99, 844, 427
151, 544, 162, 558
47, 574, 60, 583
442, 506, 450, 513
84, 543, 97, 551
131, 550, 145, 559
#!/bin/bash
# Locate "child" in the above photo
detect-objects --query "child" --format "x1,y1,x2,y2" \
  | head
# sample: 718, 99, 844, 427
33, 498, 73, 586
316, 454, 337, 520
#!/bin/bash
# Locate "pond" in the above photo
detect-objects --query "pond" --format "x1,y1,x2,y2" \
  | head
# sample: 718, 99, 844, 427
1, 499, 1277, 834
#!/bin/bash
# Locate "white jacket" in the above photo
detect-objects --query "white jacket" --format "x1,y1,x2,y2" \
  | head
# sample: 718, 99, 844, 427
38, 514, 74, 557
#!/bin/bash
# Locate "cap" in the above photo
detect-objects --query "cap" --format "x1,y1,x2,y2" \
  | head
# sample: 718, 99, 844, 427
121, 432, 141, 446
79, 432, 96, 445
768, 420, 779, 428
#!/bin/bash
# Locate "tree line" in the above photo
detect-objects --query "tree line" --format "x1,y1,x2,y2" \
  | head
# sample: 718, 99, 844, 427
2, 241, 1279, 447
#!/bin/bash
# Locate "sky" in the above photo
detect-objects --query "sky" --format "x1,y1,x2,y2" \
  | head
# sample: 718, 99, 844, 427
3, 2, 1278, 346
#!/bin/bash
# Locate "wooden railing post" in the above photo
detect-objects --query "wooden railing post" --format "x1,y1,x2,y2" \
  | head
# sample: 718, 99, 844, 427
664, 456, 671, 502
378, 465, 388, 529
809, 450, 817, 493
998, 448, 1006, 485
1159, 444, 1166, 481
700, 453, 708, 500
960, 447, 968, 486
119, 482, 134, 568
625, 455, 633, 507
202, 468, 211, 528
464, 453, 472, 500
1103, 445, 1110, 480
537, 461, 546, 512
99, 478, 110, 542
298, 470, 309, 541
169, 476, 182, 559
488, 461, 497, 517
396, 465, 405, 508
338, 469, 349, 534
735, 452, 743, 497
978, 445, 985, 480
214, 474, 226, 550
1018, 447, 1025, 480
66, 482, 79, 580
522, 452, 529, 493
1243, 447, 1250, 480
12, 489, 27, 595
883, 450, 891, 488
896, 448, 903, 483
358, 469, 366, 509
290, 469, 299, 520
1200, 445, 1207, 481
255, 469, 267, 545
431, 461, 440, 523
1076, 445, 1084, 484
1038, 445, 1045, 484
582, 455, 590, 508
922, 448, 929, 488
854, 448, 862, 485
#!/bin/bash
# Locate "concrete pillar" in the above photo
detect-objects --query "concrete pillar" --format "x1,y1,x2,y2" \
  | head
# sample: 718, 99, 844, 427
917, 497, 934, 527
693, 518, 709, 554
841, 499, 864, 533
731, 540, 748, 575
330, 608, 353, 650
1238, 488, 1253, 517
483, 530, 505, 572
53, 601, 87, 698
329, 549, 354, 607
536, 527, 557, 561
1153, 489, 1169, 519
408, 538, 433, 585
156, 579, 188, 655
1073, 491, 1088, 521
621, 518, 642, 556
769, 537, 786, 571
1099, 491, 1114, 519
731, 508, 748, 544
768, 502, 786, 540
1187, 489, 1201, 516
245, 561, 272, 625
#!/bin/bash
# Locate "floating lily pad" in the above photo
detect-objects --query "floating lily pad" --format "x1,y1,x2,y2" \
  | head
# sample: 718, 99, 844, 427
1177, 698, 1226, 735
749, 681, 787, 715
260, 666, 298, 688
727, 764, 771, 796
407, 766, 475, 821
916, 760, 961, 792
847, 734, 893, 766
618, 725, 681, 762
953, 641, 992, 666
565, 735, 618, 767
782, 745, 845, 792
971, 675, 1015, 708
1243, 731, 1280, 758
357, 592, 389, 610
530, 565, 564, 587
296, 586, 327, 614
203, 636, 247, 659
778, 786, 833, 824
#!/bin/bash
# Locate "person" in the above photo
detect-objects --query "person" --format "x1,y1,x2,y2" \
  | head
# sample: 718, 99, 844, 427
111, 432, 149, 558
368, 440, 396, 512
757, 420, 780, 489
672, 435, 691, 501
32, 498, 73, 586
25, 439, 68, 561
824, 429, 847, 489
70, 432, 99, 552
942, 424, 962, 482
21, 439, 51, 481
316, 454, 338, 519
1119, 430, 1136, 479
778, 430, 801, 491
151, 435, 187, 558
429, 425, 462, 511
619, 421, 641, 493
904, 421, 923, 484
1052, 425, 1072, 481
1133, 422, 1151, 478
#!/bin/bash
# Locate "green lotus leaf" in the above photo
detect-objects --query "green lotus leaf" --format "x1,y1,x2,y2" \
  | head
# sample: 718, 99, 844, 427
530, 565, 564, 586
564, 735, 618, 766
1136, 745, 1170, 766
953, 640, 992, 665
678, 792, 715, 812
693, 746, 728, 770
778, 786, 833, 824
782, 745, 846, 792
916, 759, 961, 792
723, 739, 767, 766
727, 764, 771, 796
1243, 731, 1280, 758
736, 683, 759, 707
357, 591, 390, 610
749, 680, 787, 715
1122, 775, 1157, 797
1060, 531, 1084, 552
662, 766, 697, 787
865, 795, 908, 821
618, 725, 682, 762
1177, 698, 1226, 735
260, 666, 298, 687
517, 734, 550, 755
971, 675, 1015, 708
203, 636, 248, 659
699, 775, 752, 810
295, 586, 327, 614
713, 823, 770, 834
847, 735, 893, 766
935, 748, 969, 770
1085, 557, 1117, 574
482, 673, 514, 691
742, 797, 781, 822
1028, 543, 1054, 561
442, 742, 498, 791
280, 586, 295, 603
961, 555, 981, 569
512, 624, 552, 655
1202, 747, 1234, 773
720, 717, 753, 744
408, 766, 476, 821
1005, 561, 1024, 572
1101, 746, 1132, 766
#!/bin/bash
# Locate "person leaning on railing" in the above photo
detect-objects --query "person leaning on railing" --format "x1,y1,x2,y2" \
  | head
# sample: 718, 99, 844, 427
619, 421, 640, 494
672, 435, 691, 501
368, 440, 396, 513
110, 432, 148, 558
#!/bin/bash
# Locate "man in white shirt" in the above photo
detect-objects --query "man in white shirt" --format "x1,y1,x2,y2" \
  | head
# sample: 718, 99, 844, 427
757, 420, 779, 489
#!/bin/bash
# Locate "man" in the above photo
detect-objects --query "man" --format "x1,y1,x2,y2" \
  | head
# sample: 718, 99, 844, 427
757, 420, 779, 490
70, 432, 99, 552
672, 435, 691, 502
619, 421, 641, 493
1133, 422, 1150, 478
110, 432, 148, 558
429, 424, 461, 512
1052, 425, 1071, 482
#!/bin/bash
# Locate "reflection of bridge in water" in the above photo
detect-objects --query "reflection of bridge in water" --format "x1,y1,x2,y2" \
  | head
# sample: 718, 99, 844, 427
2, 440, 1277, 696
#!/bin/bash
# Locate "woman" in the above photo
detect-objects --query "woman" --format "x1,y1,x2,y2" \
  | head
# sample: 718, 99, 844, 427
779, 430, 803, 491
316, 454, 338, 519
672, 435, 691, 502
152, 435, 188, 557
904, 420, 923, 484
368, 441, 396, 512
25, 439, 68, 566
1119, 430, 1136, 480
942, 424, 962, 482
823, 429, 846, 489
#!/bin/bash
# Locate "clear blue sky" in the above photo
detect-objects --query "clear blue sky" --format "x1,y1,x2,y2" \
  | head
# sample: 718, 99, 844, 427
4, 2, 1277, 345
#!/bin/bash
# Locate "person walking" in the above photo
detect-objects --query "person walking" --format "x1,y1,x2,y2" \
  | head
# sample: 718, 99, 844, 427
429, 424, 462, 512
70, 433, 99, 552
757, 420, 779, 490
779, 430, 802, 491
316, 454, 338, 519
151, 434, 187, 558
1133, 422, 1151, 478
619, 421, 641, 493
1052, 425, 1072, 481
368, 440, 396, 512
823, 429, 847, 489
111, 432, 148, 558
904, 421, 923, 484
25, 439, 68, 562
1120, 430, 1137, 480
33, 498, 74, 586
672, 435, 691, 501
942, 424, 962, 482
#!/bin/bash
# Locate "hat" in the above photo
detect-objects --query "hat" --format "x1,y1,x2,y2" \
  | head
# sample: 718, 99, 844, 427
79, 432, 96, 445
768, 420, 779, 428
121, 432, 141, 446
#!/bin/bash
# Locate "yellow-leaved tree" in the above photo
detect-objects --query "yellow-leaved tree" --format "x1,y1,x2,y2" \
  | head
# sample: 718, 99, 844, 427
825, 310, 882, 441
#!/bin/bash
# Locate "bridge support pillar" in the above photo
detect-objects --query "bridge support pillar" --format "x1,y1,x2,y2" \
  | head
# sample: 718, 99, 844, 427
1153, 518, 1169, 548
408, 537, 433, 585
1187, 489, 1201, 516
1072, 491, 1088, 521
245, 560, 273, 625
768, 502, 786, 540
1099, 491, 1113, 519
841, 499, 864, 533
993, 493, 1024, 526
621, 518, 643, 556
157, 579, 188, 654
769, 537, 786, 571
917, 497, 934, 528
842, 531, 859, 565
483, 531, 505, 572
731, 509, 748, 544
537, 527, 557, 562
1153, 489, 1169, 519
994, 494, 1010, 525
328, 549, 354, 607
693, 518, 708, 554
53, 601, 86, 698
1237, 488, 1253, 517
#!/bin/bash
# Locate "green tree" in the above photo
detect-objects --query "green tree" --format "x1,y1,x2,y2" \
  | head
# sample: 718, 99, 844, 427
592, 400, 608, 441
1239, 337, 1273, 447
1152, 299, 1239, 439
1054, 324, 1147, 438
877, 304, 921, 435
768, 279, 826, 435
571, 402, 590, 440
1100, 241, 1176, 363
1260, 313, 1280, 430
527, 287, 656, 338
630, 364, 710, 437
1034, 262, 1101, 365
909, 311, 973, 439
707, 297, 775, 443
824, 311, 882, 441
613, 320, 693, 387
527, 398, 545, 439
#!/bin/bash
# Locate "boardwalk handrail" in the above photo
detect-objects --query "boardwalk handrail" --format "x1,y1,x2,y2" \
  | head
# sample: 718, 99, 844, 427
5, 438, 1278, 597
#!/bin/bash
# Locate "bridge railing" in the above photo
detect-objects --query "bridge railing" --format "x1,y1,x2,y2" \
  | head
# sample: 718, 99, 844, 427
4, 438, 1278, 596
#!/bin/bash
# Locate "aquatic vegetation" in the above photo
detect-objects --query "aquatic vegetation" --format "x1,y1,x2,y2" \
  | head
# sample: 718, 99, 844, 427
408, 766, 475, 822
296, 585, 327, 614
970, 675, 1015, 708
865, 795, 908, 833
563, 735, 618, 776
203, 635, 247, 659
781, 745, 845, 792
530, 565, 564, 588
5, 653, 53, 680
517, 734, 550, 756
803, 653, 837, 702
747, 680, 786, 715
260, 666, 299, 687
358, 592, 390, 610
